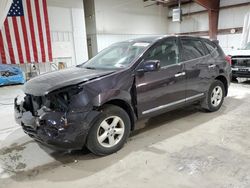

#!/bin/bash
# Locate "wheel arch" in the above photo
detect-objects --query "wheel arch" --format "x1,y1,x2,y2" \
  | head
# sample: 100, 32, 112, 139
92, 89, 137, 131
102, 99, 136, 131
215, 75, 228, 96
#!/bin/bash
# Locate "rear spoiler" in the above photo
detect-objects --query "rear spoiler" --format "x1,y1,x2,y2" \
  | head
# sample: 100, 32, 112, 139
212, 40, 219, 45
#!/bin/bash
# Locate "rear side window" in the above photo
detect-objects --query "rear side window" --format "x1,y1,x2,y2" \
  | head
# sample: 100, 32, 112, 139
203, 40, 220, 58
180, 39, 206, 61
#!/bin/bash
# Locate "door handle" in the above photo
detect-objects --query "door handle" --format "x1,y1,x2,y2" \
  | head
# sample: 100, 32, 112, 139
175, 72, 186, 78
208, 64, 216, 69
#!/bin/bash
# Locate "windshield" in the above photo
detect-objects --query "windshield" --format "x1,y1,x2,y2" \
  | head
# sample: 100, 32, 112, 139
81, 41, 150, 70
243, 42, 250, 50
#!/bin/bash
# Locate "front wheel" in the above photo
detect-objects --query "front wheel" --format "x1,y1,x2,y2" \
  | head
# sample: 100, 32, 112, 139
202, 80, 225, 112
86, 105, 131, 156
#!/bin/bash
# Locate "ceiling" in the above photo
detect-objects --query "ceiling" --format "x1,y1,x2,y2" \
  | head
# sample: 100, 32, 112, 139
143, 0, 193, 7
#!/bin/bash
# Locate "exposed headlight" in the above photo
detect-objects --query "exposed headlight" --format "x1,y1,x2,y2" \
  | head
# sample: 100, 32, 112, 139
15, 95, 25, 105
47, 85, 83, 111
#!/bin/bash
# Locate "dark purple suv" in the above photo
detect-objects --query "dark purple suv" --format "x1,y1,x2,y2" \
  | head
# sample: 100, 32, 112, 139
15, 36, 231, 155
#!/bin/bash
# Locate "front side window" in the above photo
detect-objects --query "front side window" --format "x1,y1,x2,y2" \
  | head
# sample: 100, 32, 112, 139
81, 42, 150, 70
181, 39, 206, 61
144, 38, 179, 67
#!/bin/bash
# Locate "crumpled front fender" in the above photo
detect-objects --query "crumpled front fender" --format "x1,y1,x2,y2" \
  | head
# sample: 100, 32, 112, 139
92, 89, 132, 107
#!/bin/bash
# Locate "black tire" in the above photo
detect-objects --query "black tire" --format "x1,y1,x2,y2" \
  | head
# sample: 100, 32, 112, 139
201, 80, 225, 112
86, 105, 131, 156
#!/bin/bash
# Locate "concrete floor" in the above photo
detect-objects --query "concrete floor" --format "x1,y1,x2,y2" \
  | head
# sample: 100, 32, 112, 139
1, 80, 250, 188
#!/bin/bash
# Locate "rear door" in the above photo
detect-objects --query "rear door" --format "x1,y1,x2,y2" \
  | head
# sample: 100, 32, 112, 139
179, 37, 212, 100
136, 37, 186, 117
203, 39, 227, 78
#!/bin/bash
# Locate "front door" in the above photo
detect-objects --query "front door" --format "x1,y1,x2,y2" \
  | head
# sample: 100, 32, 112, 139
136, 37, 186, 118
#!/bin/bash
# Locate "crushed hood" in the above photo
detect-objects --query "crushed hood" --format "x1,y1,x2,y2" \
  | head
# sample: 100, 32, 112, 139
24, 67, 114, 96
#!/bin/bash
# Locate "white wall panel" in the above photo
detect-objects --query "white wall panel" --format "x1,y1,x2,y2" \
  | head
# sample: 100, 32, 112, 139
96, 34, 156, 52
168, 13, 208, 34
168, 2, 205, 16
220, 0, 250, 7
47, 0, 83, 8
47, 0, 88, 68
71, 8, 89, 64
90, 0, 169, 55
218, 34, 242, 55
218, 5, 250, 29
217, 35, 228, 48
48, 7, 72, 32
94, 0, 168, 35
227, 34, 242, 49
48, 7, 75, 67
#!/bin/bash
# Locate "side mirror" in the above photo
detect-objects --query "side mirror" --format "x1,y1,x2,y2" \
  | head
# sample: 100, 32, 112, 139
139, 60, 161, 73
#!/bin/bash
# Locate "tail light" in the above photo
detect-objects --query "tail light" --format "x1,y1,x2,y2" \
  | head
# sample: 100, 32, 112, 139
225, 55, 232, 65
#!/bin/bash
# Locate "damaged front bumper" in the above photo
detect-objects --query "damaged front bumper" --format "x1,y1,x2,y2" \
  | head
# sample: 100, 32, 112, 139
14, 96, 99, 150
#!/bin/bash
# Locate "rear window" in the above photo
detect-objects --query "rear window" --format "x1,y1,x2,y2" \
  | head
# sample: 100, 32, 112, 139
181, 39, 206, 61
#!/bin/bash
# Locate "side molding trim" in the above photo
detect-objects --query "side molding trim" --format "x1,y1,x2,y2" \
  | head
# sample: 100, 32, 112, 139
142, 93, 204, 115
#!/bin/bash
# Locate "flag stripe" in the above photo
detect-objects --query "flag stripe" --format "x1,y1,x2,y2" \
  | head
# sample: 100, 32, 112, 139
30, 0, 41, 62
4, 20, 15, 63
22, 0, 35, 63
0, 32, 6, 64
9, 19, 19, 64
17, 17, 27, 63
12, 17, 24, 64
34, 0, 45, 63
42, 0, 52, 61
0, 50, 2, 64
26, 0, 38, 62
1, 27, 11, 64
20, 16, 31, 62
39, 0, 49, 62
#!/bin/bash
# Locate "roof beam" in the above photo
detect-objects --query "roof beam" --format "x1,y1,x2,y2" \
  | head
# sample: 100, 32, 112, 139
194, 0, 219, 10
194, 0, 220, 39
208, 9, 219, 39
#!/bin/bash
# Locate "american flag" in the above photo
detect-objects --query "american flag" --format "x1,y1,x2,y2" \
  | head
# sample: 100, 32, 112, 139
0, 0, 52, 64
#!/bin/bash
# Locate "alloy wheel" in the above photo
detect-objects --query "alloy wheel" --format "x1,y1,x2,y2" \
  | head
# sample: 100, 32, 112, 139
97, 116, 125, 148
211, 86, 223, 107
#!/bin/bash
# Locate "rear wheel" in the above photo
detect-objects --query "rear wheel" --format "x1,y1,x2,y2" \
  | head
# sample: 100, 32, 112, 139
202, 80, 225, 112
86, 105, 131, 156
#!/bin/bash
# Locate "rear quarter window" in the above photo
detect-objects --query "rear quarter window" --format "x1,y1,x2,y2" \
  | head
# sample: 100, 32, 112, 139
203, 40, 220, 58
180, 39, 206, 61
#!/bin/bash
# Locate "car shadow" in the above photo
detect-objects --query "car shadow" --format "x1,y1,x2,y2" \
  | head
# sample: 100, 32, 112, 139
0, 94, 245, 183
240, 80, 250, 85
234, 78, 250, 85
